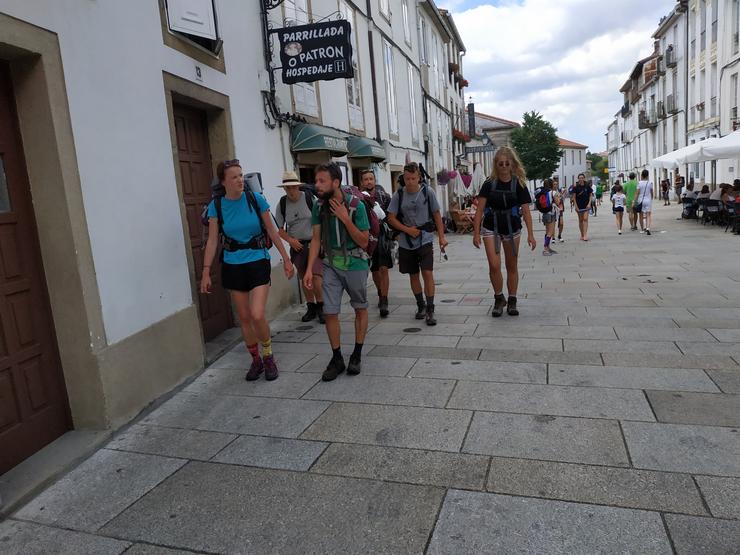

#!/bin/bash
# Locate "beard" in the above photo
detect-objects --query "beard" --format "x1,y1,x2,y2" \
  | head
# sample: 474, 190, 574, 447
318, 190, 334, 201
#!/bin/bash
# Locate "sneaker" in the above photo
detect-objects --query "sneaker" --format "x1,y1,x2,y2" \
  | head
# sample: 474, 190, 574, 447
646, 229, 651, 236
415, 303, 426, 320
558, 237, 565, 243
425, 305, 437, 326
263, 355, 279, 381
301, 302, 317, 322
507, 296, 519, 316
245, 358, 264, 381
347, 355, 362, 375
640, 229, 645, 234
618, 230, 622, 235
322, 356, 346, 381
542, 250, 553, 256
492, 294, 507, 318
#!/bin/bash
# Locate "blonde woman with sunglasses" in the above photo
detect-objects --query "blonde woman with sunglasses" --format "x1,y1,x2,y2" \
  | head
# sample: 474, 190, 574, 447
472, 147, 536, 317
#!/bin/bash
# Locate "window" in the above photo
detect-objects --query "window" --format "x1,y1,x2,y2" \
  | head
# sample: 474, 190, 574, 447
340, 2, 363, 130
437, 110, 443, 157
732, 74, 739, 123
402, 0, 411, 46
408, 62, 418, 144
700, 69, 706, 121
432, 33, 439, 98
383, 40, 398, 136
165, 0, 221, 52
285, 0, 318, 117
379, 0, 390, 18
673, 115, 679, 150
571, 150, 574, 165
419, 18, 428, 64
579, 150, 582, 165
700, 0, 706, 52
733, 0, 740, 55
710, 62, 717, 118
711, 0, 718, 44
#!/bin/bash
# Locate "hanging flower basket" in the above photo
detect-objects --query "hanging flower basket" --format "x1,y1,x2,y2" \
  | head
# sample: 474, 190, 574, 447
452, 129, 471, 143
448, 62, 459, 74
436, 169, 451, 185
460, 79, 469, 88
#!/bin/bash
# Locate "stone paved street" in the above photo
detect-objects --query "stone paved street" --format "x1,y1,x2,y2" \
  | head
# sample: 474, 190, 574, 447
3, 204, 740, 554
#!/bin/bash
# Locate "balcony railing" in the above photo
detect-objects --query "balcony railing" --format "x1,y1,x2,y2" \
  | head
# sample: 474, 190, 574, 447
666, 46, 677, 67
638, 110, 658, 129
667, 94, 679, 114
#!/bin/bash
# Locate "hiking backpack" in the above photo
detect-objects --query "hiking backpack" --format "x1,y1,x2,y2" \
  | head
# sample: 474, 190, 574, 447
316, 186, 379, 257
394, 184, 436, 235
278, 187, 315, 222
534, 187, 553, 214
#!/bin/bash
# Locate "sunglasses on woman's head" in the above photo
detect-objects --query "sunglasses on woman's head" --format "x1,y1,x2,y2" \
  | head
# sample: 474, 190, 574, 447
497, 161, 511, 167
223, 159, 240, 168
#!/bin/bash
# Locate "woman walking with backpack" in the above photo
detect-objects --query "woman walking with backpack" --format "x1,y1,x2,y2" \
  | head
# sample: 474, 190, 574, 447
573, 173, 593, 241
201, 160, 294, 381
472, 146, 536, 317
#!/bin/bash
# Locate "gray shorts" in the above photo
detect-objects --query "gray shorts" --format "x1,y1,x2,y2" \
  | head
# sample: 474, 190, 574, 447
321, 263, 369, 315
542, 212, 557, 225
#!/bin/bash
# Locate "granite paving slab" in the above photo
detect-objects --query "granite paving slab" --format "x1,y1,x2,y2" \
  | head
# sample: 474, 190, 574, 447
462, 411, 629, 466
448, 381, 655, 421
397, 334, 462, 347
302, 375, 456, 408
568, 315, 679, 328
13, 449, 185, 532
409, 358, 546, 384
209, 350, 316, 372
486, 457, 706, 515
311, 443, 489, 490
0, 520, 130, 555
690, 307, 740, 319
564, 339, 681, 354
646, 390, 740, 427
295, 355, 416, 376
458, 336, 564, 351
622, 421, 740, 476
694, 475, 740, 519
301, 332, 400, 345
140, 393, 330, 438
106, 425, 236, 461
211, 435, 328, 471
602, 352, 739, 370
301, 402, 472, 452
473, 324, 617, 340
664, 514, 740, 555
708, 328, 740, 342
427, 490, 672, 555
368, 344, 482, 360
123, 545, 197, 555
706, 368, 740, 393
674, 318, 740, 329
614, 327, 717, 342
465, 314, 570, 325
676, 341, 740, 356
479, 349, 604, 365
101, 462, 443, 555
184, 369, 320, 398
549, 364, 719, 392
370, 321, 477, 336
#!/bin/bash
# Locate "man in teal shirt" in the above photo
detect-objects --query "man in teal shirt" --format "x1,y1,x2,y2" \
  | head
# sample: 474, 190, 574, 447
304, 163, 370, 381
622, 172, 638, 231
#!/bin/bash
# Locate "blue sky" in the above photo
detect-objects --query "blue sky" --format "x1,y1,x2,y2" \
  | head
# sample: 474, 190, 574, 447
439, 0, 677, 152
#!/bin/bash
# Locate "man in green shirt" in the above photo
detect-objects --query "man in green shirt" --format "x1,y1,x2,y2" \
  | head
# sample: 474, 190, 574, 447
305, 163, 370, 381
622, 172, 638, 231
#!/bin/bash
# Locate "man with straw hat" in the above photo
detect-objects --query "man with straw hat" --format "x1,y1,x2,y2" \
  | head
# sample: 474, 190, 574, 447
274, 170, 324, 323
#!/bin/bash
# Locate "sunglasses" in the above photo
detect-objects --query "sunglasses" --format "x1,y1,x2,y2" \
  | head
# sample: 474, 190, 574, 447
497, 161, 511, 167
222, 159, 240, 169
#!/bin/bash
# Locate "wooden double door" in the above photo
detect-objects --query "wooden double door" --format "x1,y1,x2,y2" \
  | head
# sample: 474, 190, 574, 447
173, 103, 233, 341
0, 62, 70, 474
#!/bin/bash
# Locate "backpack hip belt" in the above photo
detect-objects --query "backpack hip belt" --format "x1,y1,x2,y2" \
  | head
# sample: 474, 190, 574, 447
223, 234, 270, 252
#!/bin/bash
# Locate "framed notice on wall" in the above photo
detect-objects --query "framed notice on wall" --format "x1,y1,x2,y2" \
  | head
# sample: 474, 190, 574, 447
277, 20, 354, 84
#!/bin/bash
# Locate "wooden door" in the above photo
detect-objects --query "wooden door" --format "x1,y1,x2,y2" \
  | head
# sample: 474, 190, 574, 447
0, 62, 70, 474
173, 103, 232, 341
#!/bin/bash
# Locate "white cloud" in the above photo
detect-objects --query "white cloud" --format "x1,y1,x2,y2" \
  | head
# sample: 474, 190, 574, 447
441, 0, 677, 151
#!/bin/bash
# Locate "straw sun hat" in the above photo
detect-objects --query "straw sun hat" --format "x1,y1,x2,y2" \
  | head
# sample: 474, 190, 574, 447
277, 171, 303, 187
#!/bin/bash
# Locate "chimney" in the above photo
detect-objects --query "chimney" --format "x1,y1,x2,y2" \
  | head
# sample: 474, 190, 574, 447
467, 102, 475, 138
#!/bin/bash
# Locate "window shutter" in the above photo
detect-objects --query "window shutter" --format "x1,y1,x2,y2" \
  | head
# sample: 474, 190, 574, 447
167, 0, 217, 40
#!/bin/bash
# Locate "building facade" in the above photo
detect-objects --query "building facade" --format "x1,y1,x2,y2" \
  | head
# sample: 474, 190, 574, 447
554, 138, 589, 188
0, 0, 471, 479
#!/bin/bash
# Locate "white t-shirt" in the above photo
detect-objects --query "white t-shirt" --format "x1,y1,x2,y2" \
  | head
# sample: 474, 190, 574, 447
613, 192, 626, 209
709, 188, 723, 201
636, 180, 654, 203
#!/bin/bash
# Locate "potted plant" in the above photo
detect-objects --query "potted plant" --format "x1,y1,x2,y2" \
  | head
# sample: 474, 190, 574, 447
437, 169, 451, 185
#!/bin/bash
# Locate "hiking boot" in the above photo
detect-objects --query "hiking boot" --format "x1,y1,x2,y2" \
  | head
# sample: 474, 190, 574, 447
263, 355, 279, 381
507, 296, 519, 316
316, 303, 325, 324
301, 302, 317, 322
347, 355, 362, 375
425, 304, 437, 326
245, 358, 264, 381
322, 356, 346, 381
492, 294, 507, 318
415, 302, 426, 320
379, 296, 389, 319
646, 229, 652, 236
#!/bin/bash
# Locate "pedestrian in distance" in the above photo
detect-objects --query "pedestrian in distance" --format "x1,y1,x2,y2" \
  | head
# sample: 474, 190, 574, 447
553, 175, 566, 242
574, 173, 593, 241
623, 172, 639, 230
633, 169, 654, 235
201, 159, 294, 382
274, 171, 324, 324
387, 162, 448, 326
535, 178, 559, 256
358, 169, 393, 318
611, 183, 626, 235
595, 181, 603, 210
661, 180, 671, 206
472, 146, 536, 317
304, 163, 371, 381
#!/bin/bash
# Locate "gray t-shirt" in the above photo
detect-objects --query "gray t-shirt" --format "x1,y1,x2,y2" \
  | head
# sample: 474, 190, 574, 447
388, 185, 441, 250
274, 192, 313, 242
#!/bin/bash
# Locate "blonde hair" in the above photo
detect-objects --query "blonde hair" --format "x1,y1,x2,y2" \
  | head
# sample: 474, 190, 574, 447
490, 146, 527, 187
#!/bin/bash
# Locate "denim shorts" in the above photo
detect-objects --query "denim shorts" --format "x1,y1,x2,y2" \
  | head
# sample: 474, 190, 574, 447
321, 264, 369, 314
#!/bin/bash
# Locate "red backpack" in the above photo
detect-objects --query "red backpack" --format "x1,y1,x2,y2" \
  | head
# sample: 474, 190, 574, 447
343, 186, 379, 256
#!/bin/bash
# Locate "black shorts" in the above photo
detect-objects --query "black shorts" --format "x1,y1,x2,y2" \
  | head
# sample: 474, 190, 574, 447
370, 244, 394, 272
221, 258, 271, 292
398, 243, 434, 275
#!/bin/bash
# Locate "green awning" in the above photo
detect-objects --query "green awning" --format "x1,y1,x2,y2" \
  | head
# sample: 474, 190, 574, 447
347, 136, 386, 161
291, 124, 348, 157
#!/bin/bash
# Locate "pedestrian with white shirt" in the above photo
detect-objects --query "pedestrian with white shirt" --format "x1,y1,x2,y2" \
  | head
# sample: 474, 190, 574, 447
632, 169, 654, 236
611, 183, 626, 235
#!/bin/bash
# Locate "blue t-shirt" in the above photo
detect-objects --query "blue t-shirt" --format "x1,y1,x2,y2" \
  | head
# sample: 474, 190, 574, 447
207, 192, 271, 265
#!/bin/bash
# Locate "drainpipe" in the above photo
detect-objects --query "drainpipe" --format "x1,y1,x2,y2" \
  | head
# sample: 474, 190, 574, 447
366, 0, 382, 145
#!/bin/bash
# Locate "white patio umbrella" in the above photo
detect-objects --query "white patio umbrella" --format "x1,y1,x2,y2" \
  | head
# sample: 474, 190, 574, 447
700, 130, 740, 160
652, 139, 719, 168
450, 171, 466, 205
471, 163, 486, 196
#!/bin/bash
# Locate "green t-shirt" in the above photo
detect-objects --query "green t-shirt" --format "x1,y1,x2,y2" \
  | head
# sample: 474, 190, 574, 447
595, 184, 603, 196
311, 194, 370, 271
623, 180, 637, 205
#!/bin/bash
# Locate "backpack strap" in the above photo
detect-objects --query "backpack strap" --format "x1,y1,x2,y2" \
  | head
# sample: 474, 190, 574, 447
279, 195, 287, 223
304, 190, 314, 211
215, 196, 225, 236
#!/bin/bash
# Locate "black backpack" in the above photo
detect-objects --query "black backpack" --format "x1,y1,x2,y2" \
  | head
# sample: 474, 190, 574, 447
279, 188, 315, 222
394, 184, 435, 234
209, 188, 273, 253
